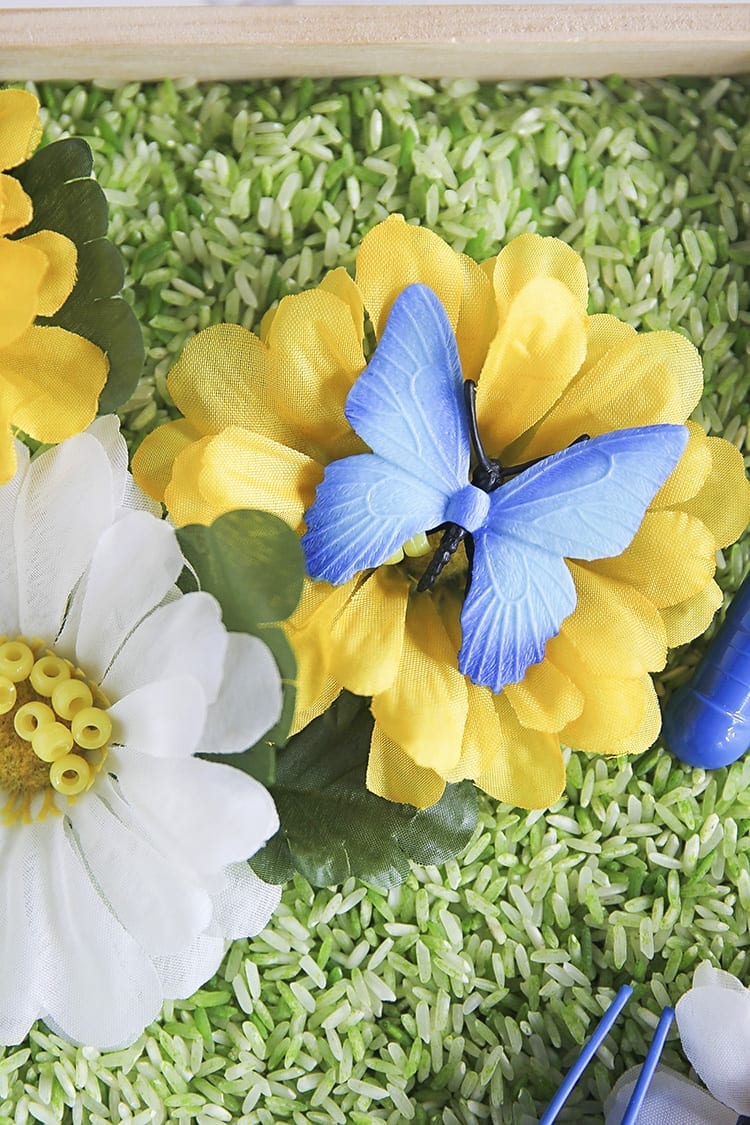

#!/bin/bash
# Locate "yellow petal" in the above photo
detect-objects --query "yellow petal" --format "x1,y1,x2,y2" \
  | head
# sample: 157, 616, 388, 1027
0, 236, 46, 347
552, 631, 656, 754
0, 388, 21, 484
492, 233, 588, 324
319, 266, 365, 345
264, 286, 366, 463
676, 436, 750, 549
290, 674, 341, 736
371, 594, 468, 774
564, 672, 662, 757
660, 580, 723, 648
131, 418, 205, 503
0, 90, 41, 170
164, 427, 322, 531
355, 214, 463, 339
328, 568, 409, 697
651, 421, 711, 509
454, 252, 496, 381
367, 723, 446, 808
475, 277, 587, 455
0, 173, 31, 236
19, 230, 77, 316
445, 683, 504, 782
476, 693, 566, 808
590, 510, 715, 609
505, 657, 584, 732
519, 328, 703, 460
4, 324, 107, 441
562, 562, 668, 677
286, 579, 355, 714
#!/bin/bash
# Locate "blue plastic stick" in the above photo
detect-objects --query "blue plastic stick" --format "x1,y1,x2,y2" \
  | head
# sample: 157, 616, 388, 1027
539, 985, 633, 1124
619, 1006, 675, 1124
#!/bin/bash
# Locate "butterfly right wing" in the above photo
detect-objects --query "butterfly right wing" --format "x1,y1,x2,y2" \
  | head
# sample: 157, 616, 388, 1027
302, 283, 470, 585
458, 425, 688, 692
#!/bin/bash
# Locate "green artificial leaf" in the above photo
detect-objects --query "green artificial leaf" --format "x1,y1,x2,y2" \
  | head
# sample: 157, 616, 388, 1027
250, 693, 479, 889
10, 137, 144, 412
208, 744, 276, 787
177, 510, 305, 753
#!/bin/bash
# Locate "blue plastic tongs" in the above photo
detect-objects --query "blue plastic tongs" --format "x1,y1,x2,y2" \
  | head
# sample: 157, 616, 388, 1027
539, 985, 675, 1124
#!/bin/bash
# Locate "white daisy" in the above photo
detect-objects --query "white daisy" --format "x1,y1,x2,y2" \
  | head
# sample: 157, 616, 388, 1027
0, 417, 282, 1048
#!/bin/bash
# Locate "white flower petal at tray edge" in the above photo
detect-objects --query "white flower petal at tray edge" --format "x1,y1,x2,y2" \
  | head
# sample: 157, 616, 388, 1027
0, 417, 282, 1049
605, 961, 750, 1124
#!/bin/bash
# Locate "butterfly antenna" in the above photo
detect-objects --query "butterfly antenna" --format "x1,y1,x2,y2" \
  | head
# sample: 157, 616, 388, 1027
463, 381, 493, 474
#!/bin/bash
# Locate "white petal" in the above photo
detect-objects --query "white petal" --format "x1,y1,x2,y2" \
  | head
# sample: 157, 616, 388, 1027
605, 1065, 736, 1125
68, 792, 213, 956
199, 633, 282, 755
109, 676, 208, 757
86, 416, 161, 519
0, 824, 41, 1044
101, 592, 227, 703
16, 434, 115, 641
75, 512, 184, 678
0, 440, 28, 635
693, 960, 747, 994
32, 817, 163, 1048
152, 929, 226, 1001
676, 977, 750, 1114
114, 751, 279, 876
211, 862, 281, 940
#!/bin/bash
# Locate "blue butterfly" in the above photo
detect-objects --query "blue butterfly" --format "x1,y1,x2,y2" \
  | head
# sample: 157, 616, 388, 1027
301, 283, 689, 694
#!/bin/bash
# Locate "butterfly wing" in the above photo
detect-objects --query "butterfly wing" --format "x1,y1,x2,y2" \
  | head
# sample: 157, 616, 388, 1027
459, 424, 688, 692
302, 454, 448, 584
344, 283, 470, 493
302, 283, 469, 585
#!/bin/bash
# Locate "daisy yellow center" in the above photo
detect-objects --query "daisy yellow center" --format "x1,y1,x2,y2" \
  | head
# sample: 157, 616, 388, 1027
0, 637, 112, 825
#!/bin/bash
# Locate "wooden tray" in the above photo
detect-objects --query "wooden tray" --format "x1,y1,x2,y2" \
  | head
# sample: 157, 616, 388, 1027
0, 4, 748, 81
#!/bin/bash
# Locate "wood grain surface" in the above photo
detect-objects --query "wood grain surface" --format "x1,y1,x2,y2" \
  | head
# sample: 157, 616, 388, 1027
0, 4, 747, 81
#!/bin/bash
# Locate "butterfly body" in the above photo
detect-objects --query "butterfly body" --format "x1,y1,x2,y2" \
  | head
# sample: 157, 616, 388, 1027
301, 282, 689, 694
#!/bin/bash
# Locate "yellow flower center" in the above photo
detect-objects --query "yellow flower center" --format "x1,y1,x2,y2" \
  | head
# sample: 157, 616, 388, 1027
386, 530, 471, 593
0, 637, 111, 825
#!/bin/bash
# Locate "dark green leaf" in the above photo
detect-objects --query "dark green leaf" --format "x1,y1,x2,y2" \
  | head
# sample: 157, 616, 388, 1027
10, 138, 144, 411
250, 693, 478, 889
176, 510, 305, 633
208, 744, 276, 787
178, 510, 305, 750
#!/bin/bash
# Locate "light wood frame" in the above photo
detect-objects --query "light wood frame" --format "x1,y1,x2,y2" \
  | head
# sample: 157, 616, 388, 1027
0, 5, 748, 81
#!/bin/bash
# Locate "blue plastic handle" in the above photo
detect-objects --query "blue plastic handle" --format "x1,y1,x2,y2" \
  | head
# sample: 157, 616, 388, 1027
619, 1006, 674, 1125
663, 573, 750, 769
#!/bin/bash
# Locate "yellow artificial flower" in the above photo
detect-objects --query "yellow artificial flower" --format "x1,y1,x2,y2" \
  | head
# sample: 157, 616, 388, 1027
0, 89, 108, 482
133, 216, 750, 810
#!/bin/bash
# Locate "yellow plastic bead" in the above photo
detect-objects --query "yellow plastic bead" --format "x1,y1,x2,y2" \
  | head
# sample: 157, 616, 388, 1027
31, 721, 74, 763
0, 675, 16, 715
14, 701, 55, 741
0, 640, 34, 683
50, 753, 91, 796
403, 531, 432, 558
383, 546, 405, 565
51, 678, 93, 721
30, 654, 71, 697
71, 707, 112, 750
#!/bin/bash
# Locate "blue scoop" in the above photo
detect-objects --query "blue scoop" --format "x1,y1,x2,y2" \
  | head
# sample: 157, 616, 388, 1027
663, 572, 750, 769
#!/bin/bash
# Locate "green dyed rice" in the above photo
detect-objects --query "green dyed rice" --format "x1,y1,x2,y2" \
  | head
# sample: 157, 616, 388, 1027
5, 73, 747, 1123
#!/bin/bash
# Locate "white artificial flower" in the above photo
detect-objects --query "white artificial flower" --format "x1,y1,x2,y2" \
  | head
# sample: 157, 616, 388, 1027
0, 418, 283, 1049
605, 961, 750, 1124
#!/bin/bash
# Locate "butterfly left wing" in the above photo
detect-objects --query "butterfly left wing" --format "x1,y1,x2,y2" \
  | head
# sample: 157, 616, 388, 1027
302, 283, 469, 585
459, 424, 688, 692
302, 454, 448, 585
